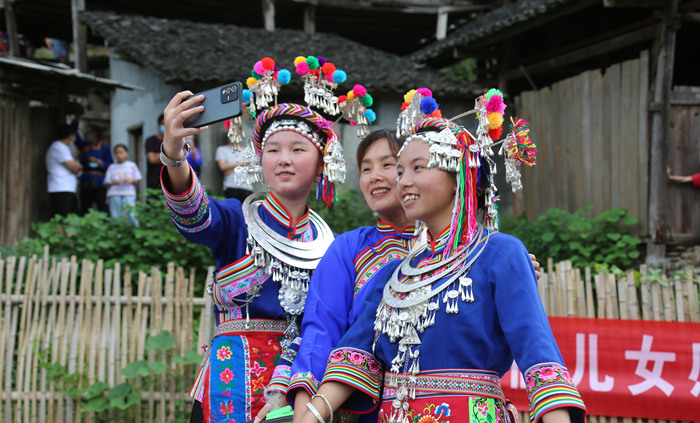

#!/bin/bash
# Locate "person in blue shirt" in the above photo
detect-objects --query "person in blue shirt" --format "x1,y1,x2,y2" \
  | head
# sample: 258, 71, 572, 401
297, 98, 585, 423
159, 55, 351, 423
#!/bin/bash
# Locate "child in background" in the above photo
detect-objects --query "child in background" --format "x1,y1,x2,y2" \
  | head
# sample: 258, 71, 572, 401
105, 144, 142, 227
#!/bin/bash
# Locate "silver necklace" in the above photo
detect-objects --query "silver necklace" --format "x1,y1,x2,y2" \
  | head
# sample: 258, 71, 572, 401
241, 192, 334, 344
374, 227, 489, 423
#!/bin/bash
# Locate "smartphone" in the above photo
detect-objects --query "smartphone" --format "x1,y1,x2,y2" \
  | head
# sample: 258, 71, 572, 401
183, 81, 243, 128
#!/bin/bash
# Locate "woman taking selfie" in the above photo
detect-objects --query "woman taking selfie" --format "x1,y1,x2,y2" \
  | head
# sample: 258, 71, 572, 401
160, 56, 350, 423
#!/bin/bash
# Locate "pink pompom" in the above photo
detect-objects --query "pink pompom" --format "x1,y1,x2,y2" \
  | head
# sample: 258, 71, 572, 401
353, 84, 367, 97
254, 61, 266, 76
296, 62, 309, 75
416, 87, 432, 97
325, 73, 334, 82
485, 95, 506, 114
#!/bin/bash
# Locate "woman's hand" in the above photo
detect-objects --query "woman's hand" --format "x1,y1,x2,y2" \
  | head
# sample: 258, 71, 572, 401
530, 253, 541, 280
253, 391, 289, 423
161, 91, 208, 194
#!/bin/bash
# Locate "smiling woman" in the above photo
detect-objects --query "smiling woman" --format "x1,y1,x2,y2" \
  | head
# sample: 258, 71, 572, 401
296, 91, 586, 423
156, 55, 353, 423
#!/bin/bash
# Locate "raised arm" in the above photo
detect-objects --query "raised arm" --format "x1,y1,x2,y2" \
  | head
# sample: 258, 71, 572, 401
161, 91, 208, 194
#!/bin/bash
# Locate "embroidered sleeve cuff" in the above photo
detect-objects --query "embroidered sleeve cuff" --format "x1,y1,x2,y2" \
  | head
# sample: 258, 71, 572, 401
322, 348, 382, 413
161, 165, 211, 233
287, 371, 320, 400
267, 337, 301, 394
524, 362, 587, 423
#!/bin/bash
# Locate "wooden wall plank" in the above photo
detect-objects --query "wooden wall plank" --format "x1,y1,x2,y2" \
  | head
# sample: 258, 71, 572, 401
580, 71, 593, 211
589, 69, 605, 215
569, 75, 584, 212
619, 59, 640, 220
637, 50, 650, 234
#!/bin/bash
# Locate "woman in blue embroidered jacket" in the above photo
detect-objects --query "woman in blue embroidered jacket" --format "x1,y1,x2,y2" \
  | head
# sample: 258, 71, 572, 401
287, 92, 541, 423
286, 129, 415, 422
160, 56, 346, 423
296, 102, 586, 423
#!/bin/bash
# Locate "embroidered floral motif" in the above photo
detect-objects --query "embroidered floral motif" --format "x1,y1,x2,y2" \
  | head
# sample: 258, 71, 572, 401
218, 400, 236, 423
327, 349, 382, 379
524, 363, 575, 395
524, 362, 584, 422
217, 346, 232, 361
435, 403, 450, 417
250, 361, 267, 377
220, 368, 235, 384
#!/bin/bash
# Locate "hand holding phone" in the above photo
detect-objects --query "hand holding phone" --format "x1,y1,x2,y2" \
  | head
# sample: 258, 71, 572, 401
183, 81, 244, 128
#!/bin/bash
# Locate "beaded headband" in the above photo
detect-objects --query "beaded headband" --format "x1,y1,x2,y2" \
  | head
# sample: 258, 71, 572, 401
399, 89, 537, 255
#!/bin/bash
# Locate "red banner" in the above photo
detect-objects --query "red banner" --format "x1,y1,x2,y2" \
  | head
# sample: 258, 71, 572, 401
500, 317, 700, 420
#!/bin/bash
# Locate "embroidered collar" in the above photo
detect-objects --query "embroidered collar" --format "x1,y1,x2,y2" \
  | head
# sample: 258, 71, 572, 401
261, 193, 311, 238
426, 226, 451, 254
376, 220, 416, 238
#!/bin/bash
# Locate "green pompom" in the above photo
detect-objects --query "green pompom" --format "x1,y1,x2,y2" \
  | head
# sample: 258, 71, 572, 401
251, 69, 262, 79
359, 93, 373, 107
306, 56, 320, 70
486, 88, 503, 99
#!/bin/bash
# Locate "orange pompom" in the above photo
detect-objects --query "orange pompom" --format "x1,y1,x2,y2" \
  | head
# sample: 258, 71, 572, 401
427, 109, 442, 118
337, 95, 347, 103
488, 126, 503, 140
261, 57, 275, 70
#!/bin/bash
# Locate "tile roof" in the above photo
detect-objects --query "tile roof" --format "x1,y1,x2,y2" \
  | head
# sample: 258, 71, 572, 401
410, 0, 583, 63
80, 10, 483, 97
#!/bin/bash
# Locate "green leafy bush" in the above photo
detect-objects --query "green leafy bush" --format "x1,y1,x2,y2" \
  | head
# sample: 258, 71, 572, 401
500, 206, 643, 269
40, 330, 202, 422
3, 189, 214, 291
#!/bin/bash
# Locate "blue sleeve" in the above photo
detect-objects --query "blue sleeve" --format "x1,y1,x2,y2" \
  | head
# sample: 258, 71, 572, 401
161, 165, 246, 269
287, 233, 358, 400
317, 260, 399, 413
488, 234, 586, 422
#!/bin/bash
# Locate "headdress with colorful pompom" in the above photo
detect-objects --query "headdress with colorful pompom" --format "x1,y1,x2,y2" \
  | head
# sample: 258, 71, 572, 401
337, 84, 376, 139
294, 55, 347, 116
396, 88, 442, 138
233, 55, 356, 207
399, 88, 537, 253
246, 57, 292, 113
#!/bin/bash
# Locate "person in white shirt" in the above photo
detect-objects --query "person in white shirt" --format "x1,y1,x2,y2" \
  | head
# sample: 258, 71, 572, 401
215, 141, 254, 202
45, 124, 82, 216
104, 144, 142, 227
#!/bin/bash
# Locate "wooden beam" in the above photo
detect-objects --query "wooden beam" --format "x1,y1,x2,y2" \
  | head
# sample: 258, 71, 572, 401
291, 0, 488, 13
304, 4, 316, 34
436, 8, 448, 40
263, 0, 275, 31
452, 0, 599, 55
603, 0, 666, 8
3, 0, 20, 56
71, 0, 87, 72
670, 91, 700, 105
682, 12, 700, 23
647, 0, 679, 264
501, 24, 658, 81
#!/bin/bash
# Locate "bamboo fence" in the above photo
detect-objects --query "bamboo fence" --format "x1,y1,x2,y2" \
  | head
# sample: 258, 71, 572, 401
0, 249, 212, 423
512, 258, 700, 423
1, 250, 698, 422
